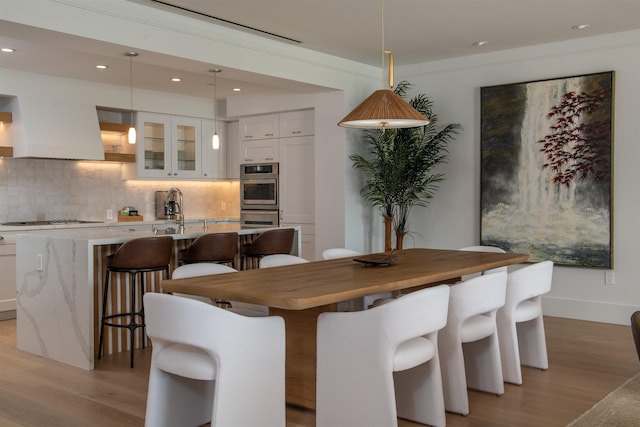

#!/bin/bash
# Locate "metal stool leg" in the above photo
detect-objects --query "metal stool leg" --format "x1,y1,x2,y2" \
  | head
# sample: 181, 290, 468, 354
129, 271, 137, 368
98, 269, 111, 360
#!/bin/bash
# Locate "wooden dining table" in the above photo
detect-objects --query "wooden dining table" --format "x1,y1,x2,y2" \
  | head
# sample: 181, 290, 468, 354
160, 247, 529, 409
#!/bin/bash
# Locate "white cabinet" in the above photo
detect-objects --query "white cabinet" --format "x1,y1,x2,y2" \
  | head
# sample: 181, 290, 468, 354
226, 121, 240, 179
136, 112, 172, 178
279, 136, 314, 224
282, 223, 316, 261
171, 116, 202, 179
239, 110, 316, 258
201, 119, 227, 179
239, 110, 314, 164
240, 114, 279, 140
128, 113, 237, 180
239, 138, 279, 163
280, 110, 314, 137
0, 235, 17, 319
134, 112, 202, 179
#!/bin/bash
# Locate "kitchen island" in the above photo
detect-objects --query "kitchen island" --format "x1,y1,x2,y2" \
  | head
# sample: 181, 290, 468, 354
15, 224, 300, 370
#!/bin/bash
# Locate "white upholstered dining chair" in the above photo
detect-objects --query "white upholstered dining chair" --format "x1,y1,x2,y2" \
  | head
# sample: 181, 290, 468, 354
316, 285, 451, 427
497, 260, 554, 384
459, 245, 507, 280
321, 248, 362, 260
171, 262, 268, 317
439, 271, 508, 415
143, 293, 286, 427
259, 253, 309, 268
322, 248, 393, 310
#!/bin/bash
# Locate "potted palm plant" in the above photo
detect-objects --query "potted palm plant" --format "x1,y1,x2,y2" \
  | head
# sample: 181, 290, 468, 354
350, 81, 462, 250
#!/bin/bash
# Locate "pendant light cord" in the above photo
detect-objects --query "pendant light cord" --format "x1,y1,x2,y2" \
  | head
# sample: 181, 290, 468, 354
213, 70, 217, 134
381, 0, 385, 89
129, 55, 134, 126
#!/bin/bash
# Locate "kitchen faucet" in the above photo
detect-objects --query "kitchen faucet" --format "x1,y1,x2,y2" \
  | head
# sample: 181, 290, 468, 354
164, 187, 184, 233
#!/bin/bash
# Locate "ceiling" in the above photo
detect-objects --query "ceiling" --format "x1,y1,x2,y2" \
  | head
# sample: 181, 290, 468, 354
1, 0, 639, 100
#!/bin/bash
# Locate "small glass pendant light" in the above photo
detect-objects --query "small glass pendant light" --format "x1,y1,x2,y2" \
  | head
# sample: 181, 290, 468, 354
124, 51, 138, 144
209, 68, 222, 150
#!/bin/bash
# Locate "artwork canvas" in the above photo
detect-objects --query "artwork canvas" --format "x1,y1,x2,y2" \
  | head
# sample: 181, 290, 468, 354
480, 71, 614, 268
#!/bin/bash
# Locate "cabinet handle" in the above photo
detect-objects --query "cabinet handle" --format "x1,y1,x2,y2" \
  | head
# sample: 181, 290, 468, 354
292, 131, 302, 134
174, 173, 178, 176
265, 157, 273, 160
245, 135, 253, 139
265, 133, 274, 137
167, 173, 172, 176
246, 158, 253, 162
203, 173, 208, 176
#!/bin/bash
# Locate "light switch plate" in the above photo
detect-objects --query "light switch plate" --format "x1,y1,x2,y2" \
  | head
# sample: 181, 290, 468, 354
605, 270, 615, 286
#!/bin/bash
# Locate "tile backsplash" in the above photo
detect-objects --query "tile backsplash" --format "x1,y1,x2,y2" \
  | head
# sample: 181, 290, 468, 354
0, 158, 240, 223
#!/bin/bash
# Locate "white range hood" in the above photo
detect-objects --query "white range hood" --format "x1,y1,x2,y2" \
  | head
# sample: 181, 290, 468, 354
9, 96, 104, 161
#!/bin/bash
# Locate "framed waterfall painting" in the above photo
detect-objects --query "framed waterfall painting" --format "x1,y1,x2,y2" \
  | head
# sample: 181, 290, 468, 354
479, 71, 614, 268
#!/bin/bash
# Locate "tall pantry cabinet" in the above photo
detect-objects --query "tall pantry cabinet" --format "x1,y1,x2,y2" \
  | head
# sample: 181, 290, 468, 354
239, 110, 316, 260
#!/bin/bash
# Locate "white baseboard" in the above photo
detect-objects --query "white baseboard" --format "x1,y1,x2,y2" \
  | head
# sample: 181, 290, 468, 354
543, 295, 639, 326
0, 298, 16, 313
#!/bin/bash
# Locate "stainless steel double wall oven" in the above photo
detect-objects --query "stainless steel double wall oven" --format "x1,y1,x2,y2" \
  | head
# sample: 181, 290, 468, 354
239, 163, 279, 228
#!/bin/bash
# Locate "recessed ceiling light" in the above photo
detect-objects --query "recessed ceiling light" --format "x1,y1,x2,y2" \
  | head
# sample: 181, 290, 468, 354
96, 64, 108, 69
233, 88, 242, 92
171, 77, 182, 82
472, 41, 489, 47
571, 24, 590, 30
1, 48, 16, 53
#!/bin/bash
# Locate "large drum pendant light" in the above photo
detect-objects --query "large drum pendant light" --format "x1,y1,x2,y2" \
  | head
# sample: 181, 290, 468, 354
338, 0, 429, 130
124, 51, 138, 144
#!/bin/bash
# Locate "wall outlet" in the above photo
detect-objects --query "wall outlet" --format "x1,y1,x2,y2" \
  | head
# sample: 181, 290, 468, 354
220, 201, 226, 211
605, 270, 615, 286
36, 254, 44, 271
106, 209, 113, 220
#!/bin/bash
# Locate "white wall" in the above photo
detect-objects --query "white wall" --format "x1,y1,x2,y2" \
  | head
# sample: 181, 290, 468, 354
388, 31, 640, 325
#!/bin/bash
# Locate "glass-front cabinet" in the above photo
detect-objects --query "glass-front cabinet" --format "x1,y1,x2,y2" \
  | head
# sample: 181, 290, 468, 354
140, 112, 171, 178
171, 116, 201, 179
134, 113, 202, 179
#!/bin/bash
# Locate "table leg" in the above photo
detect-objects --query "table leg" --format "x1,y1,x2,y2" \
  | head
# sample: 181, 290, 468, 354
270, 304, 338, 410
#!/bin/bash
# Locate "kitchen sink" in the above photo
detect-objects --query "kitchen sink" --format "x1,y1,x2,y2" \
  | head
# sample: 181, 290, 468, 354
1, 220, 104, 226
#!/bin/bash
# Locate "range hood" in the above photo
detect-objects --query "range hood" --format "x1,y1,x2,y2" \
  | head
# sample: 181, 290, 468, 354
8, 96, 104, 160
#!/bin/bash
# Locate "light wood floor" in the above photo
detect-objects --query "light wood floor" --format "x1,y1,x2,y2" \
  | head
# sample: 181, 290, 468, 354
0, 316, 637, 427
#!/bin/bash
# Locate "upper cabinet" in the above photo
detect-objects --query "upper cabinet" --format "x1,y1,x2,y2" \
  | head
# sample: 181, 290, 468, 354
239, 138, 279, 163
279, 110, 314, 138
240, 113, 279, 140
239, 110, 314, 164
171, 116, 202, 179
134, 112, 174, 179
125, 112, 230, 180
201, 118, 227, 179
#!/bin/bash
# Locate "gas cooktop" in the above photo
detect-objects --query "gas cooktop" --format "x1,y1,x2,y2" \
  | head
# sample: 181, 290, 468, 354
1, 220, 104, 226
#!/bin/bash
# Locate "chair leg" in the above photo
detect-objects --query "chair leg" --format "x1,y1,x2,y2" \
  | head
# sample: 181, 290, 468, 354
98, 269, 111, 360
517, 316, 549, 370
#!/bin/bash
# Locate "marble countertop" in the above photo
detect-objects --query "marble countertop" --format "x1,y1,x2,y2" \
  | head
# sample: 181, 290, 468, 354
0, 217, 239, 233
14, 223, 290, 246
